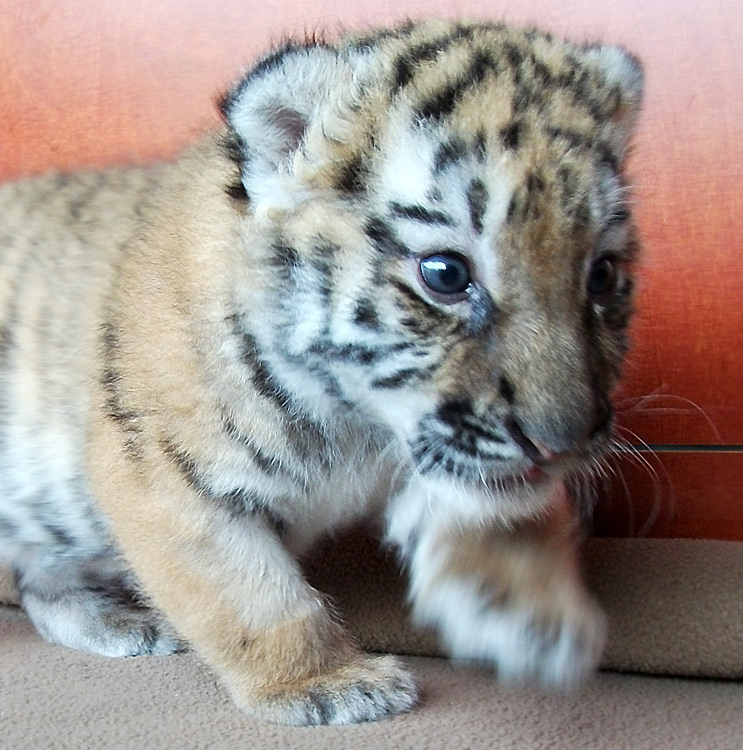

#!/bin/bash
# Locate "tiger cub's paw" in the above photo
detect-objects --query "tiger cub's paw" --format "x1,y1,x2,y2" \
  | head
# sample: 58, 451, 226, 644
485, 594, 607, 689
234, 654, 418, 726
418, 578, 606, 690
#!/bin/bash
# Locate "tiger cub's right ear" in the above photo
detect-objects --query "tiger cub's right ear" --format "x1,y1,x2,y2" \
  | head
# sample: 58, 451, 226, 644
220, 42, 352, 211
581, 44, 645, 163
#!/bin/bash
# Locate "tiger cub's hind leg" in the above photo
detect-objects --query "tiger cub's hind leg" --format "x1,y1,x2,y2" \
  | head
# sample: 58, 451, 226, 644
16, 552, 184, 657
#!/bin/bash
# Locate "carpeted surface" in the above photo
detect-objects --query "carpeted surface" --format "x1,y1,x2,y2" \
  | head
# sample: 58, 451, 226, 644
0, 607, 743, 750
2, 536, 743, 747
1, 604, 742, 749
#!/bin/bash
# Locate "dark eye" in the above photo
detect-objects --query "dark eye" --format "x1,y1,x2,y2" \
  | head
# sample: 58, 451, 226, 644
587, 257, 618, 301
419, 253, 471, 297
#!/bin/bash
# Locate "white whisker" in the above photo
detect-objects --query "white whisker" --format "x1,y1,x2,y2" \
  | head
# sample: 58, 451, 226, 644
608, 428, 675, 536
614, 390, 722, 443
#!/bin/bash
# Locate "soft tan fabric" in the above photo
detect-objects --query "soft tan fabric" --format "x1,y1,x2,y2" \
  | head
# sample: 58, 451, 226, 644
3, 536, 743, 746
584, 538, 743, 677
1, 604, 742, 749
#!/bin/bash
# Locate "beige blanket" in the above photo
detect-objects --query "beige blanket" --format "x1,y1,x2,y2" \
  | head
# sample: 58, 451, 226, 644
2, 535, 743, 749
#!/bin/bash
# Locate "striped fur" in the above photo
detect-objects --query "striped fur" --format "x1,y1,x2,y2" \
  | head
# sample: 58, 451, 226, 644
0, 20, 642, 725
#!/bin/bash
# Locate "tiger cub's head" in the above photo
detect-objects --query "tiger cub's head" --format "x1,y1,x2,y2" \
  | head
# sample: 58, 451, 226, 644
221, 20, 643, 495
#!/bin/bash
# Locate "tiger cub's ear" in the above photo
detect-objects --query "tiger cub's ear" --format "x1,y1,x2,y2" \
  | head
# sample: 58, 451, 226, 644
582, 44, 645, 162
220, 43, 352, 211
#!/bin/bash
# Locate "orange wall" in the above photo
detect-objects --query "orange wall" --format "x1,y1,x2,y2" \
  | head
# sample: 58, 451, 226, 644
1, 0, 741, 539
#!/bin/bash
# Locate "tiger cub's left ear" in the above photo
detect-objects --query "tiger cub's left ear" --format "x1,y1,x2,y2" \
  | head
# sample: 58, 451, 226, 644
582, 44, 644, 161
220, 42, 353, 210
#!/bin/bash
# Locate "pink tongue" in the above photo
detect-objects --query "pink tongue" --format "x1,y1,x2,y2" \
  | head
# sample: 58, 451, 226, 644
521, 466, 544, 480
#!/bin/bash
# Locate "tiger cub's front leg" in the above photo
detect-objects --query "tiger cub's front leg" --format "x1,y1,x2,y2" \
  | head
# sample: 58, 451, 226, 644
389, 483, 605, 688
89, 440, 416, 726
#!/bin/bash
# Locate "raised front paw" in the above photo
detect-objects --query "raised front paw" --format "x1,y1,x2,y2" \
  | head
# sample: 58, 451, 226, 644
230, 654, 418, 726
415, 578, 606, 689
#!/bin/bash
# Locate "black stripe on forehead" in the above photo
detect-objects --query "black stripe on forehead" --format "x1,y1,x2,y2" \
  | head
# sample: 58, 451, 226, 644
334, 153, 369, 194
466, 178, 487, 235
364, 217, 413, 256
394, 37, 449, 90
389, 202, 454, 226
415, 48, 495, 121
391, 24, 477, 92
500, 121, 523, 150
433, 137, 467, 172
430, 132, 488, 178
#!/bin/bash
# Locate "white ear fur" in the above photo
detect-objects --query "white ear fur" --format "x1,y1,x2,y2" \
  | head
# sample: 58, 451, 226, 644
222, 44, 353, 213
583, 44, 644, 160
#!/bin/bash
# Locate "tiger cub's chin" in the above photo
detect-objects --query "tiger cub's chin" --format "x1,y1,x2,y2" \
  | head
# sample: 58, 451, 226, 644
0, 18, 642, 725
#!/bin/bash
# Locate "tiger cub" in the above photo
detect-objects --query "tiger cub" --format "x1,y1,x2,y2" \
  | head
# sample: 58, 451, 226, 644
0, 19, 643, 725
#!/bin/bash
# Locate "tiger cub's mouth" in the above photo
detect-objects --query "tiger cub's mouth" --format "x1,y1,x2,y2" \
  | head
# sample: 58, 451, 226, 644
493, 461, 555, 489
515, 465, 545, 482
409, 396, 614, 489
